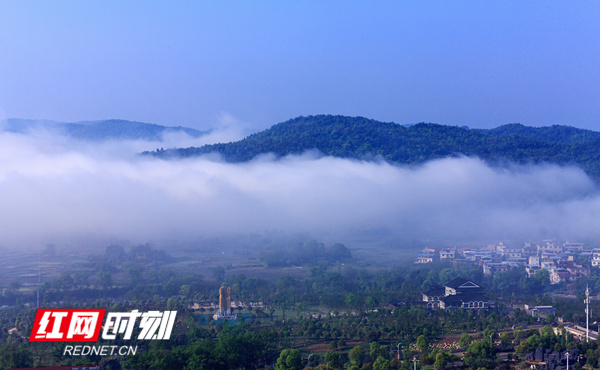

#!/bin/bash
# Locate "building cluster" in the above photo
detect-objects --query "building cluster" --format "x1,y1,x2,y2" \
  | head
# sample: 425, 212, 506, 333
416, 240, 592, 285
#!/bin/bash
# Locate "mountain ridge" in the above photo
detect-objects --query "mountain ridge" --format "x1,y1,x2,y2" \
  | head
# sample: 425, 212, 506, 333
1, 118, 208, 142
144, 115, 600, 181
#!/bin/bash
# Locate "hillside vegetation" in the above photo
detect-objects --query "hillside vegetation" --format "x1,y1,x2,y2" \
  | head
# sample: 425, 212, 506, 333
2, 118, 207, 141
146, 115, 600, 180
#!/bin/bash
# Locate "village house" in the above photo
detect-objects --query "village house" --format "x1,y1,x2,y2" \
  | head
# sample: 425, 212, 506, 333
439, 248, 456, 260
550, 269, 582, 284
592, 249, 600, 267
525, 304, 556, 318
422, 278, 493, 311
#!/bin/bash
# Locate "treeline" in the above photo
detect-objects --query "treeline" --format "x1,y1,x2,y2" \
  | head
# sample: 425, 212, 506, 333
260, 240, 352, 267
18, 244, 218, 307
1, 118, 206, 142
0, 299, 547, 369
145, 115, 600, 181
4, 245, 599, 315
4, 255, 600, 368
0, 312, 279, 369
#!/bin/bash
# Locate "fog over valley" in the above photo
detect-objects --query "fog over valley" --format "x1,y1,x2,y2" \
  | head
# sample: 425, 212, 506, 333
3, 3, 600, 368
0, 125, 598, 250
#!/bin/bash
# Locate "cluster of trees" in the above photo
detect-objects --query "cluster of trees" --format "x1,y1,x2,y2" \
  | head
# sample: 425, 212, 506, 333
490, 267, 550, 295
275, 342, 403, 370
514, 326, 568, 356
100, 243, 173, 265
272, 325, 600, 369
68, 119, 205, 141
512, 325, 600, 368
7, 239, 600, 368
281, 306, 541, 347
260, 240, 352, 267
20, 244, 220, 307
120, 325, 277, 369
12, 251, 596, 321
0, 309, 572, 369
0, 279, 596, 368
0, 311, 279, 369
5, 241, 600, 324
147, 115, 600, 181
481, 123, 600, 144
0, 343, 33, 369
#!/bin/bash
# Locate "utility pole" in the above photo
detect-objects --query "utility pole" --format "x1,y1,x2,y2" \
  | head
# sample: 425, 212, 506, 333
413, 356, 418, 370
566, 351, 570, 370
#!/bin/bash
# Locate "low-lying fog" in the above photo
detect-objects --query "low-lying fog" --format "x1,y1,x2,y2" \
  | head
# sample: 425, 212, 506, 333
0, 124, 599, 249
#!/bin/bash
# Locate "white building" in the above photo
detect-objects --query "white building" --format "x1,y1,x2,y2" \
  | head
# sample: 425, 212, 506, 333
592, 249, 600, 267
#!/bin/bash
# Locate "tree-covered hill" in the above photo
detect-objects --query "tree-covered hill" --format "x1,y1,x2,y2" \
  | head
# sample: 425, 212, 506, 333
145, 115, 600, 180
67, 119, 207, 141
478, 123, 600, 144
1, 118, 207, 141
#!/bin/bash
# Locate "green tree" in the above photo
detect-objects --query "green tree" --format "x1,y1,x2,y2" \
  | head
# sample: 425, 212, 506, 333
325, 351, 341, 369
532, 269, 550, 290
378, 345, 390, 360
56, 271, 74, 291
346, 293, 360, 310
373, 356, 391, 370
349, 346, 365, 367
459, 333, 472, 349
211, 265, 226, 282
0, 344, 33, 368
500, 332, 511, 346
371, 342, 381, 359
180, 284, 191, 298
439, 268, 459, 284
366, 296, 378, 307
434, 352, 446, 370
327, 243, 352, 261
74, 271, 90, 289
97, 270, 113, 290
275, 349, 302, 370
464, 339, 494, 369
8, 280, 21, 292
515, 340, 531, 356
417, 335, 429, 353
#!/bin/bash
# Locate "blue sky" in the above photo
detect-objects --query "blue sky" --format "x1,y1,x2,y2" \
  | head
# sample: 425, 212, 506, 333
1, 1, 599, 131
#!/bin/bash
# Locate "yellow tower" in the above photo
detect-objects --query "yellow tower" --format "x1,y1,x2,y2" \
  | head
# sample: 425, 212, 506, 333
219, 285, 231, 313
214, 284, 237, 320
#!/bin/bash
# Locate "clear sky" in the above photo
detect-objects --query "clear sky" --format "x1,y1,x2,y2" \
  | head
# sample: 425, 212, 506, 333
1, 1, 599, 131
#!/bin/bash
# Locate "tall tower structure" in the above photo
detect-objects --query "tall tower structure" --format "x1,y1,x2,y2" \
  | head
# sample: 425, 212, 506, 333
219, 285, 231, 314
213, 284, 237, 321
586, 284, 590, 342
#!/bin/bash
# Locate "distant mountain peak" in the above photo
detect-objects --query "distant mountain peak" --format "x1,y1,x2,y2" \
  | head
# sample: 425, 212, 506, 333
1, 118, 209, 142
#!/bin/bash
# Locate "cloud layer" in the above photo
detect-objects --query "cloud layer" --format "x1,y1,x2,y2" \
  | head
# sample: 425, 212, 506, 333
0, 128, 599, 249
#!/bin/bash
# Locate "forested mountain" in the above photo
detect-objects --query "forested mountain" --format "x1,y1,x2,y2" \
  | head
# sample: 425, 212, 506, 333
478, 123, 600, 144
1, 118, 207, 141
145, 115, 600, 180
